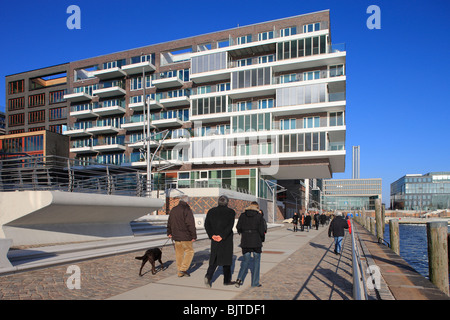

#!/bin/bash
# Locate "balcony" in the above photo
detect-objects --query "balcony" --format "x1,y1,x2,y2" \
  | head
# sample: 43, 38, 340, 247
92, 136, 126, 152
152, 76, 184, 89
121, 60, 156, 75
86, 119, 122, 135
63, 123, 93, 137
92, 67, 127, 80
63, 91, 93, 102
151, 110, 189, 128
121, 115, 155, 131
70, 104, 99, 119
128, 99, 163, 112
159, 90, 191, 108
92, 80, 126, 98
93, 100, 126, 116
70, 140, 95, 154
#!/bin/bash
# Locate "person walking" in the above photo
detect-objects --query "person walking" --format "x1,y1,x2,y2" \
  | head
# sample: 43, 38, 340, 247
300, 213, 305, 231
167, 195, 197, 277
305, 212, 312, 232
235, 201, 266, 288
328, 211, 349, 255
292, 212, 299, 232
204, 195, 236, 287
314, 212, 320, 230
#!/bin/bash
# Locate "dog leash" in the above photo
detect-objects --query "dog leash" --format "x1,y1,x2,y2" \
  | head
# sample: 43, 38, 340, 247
160, 236, 173, 252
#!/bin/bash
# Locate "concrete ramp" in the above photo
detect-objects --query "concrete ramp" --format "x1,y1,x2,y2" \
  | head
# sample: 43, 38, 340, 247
0, 191, 164, 246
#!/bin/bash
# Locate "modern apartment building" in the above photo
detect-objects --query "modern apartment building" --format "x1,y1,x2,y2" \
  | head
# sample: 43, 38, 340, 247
321, 178, 382, 211
391, 172, 450, 210
4, 10, 346, 200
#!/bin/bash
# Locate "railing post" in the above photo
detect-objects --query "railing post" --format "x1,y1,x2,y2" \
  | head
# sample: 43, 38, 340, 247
389, 219, 400, 255
67, 159, 73, 192
426, 221, 449, 296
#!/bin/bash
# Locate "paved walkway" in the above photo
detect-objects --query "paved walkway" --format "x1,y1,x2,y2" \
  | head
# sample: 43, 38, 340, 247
0, 223, 355, 300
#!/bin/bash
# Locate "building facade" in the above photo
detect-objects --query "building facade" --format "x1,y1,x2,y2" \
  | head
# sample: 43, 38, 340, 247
0, 130, 69, 158
4, 10, 346, 200
321, 178, 382, 211
5, 64, 70, 135
390, 172, 450, 210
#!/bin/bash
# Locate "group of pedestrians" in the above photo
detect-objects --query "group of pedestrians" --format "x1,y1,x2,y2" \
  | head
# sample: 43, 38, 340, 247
291, 212, 329, 232
166, 194, 351, 288
166, 195, 266, 288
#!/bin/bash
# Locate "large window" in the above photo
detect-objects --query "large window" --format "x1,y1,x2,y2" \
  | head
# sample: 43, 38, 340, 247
28, 93, 45, 107
276, 84, 327, 107
303, 22, 321, 33
49, 90, 66, 104
8, 97, 25, 111
278, 132, 327, 153
329, 112, 344, 126
8, 113, 25, 127
28, 110, 45, 124
232, 113, 271, 133
49, 107, 67, 121
303, 116, 320, 128
280, 26, 297, 37
277, 35, 327, 60
258, 31, 274, 41
192, 95, 227, 116
191, 52, 227, 74
8, 80, 24, 94
232, 67, 271, 89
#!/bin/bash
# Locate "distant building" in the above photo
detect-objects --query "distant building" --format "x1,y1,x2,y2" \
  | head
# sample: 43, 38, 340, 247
390, 172, 450, 210
352, 145, 360, 179
0, 111, 5, 135
0, 130, 69, 158
5, 64, 69, 135
321, 178, 382, 211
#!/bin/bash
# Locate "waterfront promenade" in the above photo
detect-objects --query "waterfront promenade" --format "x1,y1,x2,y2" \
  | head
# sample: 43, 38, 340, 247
1, 220, 448, 301
0, 223, 354, 300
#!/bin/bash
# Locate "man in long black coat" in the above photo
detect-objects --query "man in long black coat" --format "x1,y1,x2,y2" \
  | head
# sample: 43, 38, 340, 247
204, 195, 236, 287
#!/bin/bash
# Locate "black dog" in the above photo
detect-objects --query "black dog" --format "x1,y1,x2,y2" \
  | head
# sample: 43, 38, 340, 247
135, 248, 164, 276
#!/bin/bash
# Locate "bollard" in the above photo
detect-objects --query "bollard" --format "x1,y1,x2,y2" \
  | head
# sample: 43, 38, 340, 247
426, 221, 449, 296
375, 199, 383, 243
370, 218, 376, 237
389, 219, 400, 255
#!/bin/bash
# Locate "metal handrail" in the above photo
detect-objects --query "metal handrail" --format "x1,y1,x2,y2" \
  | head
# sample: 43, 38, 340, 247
351, 220, 368, 300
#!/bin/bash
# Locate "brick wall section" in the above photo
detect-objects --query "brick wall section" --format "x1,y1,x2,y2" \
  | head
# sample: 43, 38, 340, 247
157, 196, 284, 221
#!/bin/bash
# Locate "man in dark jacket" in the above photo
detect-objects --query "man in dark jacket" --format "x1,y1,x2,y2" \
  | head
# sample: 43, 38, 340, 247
167, 195, 197, 277
328, 211, 349, 255
204, 195, 236, 287
235, 201, 266, 288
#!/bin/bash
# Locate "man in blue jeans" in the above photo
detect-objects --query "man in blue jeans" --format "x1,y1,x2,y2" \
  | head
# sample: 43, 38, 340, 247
328, 211, 349, 255
235, 202, 266, 288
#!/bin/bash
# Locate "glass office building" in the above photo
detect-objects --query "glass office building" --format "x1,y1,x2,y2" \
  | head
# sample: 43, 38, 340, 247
321, 178, 382, 211
390, 172, 450, 210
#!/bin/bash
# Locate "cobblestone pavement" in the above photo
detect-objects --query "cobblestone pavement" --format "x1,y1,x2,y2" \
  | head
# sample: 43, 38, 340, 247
0, 225, 354, 300
234, 228, 353, 300
0, 239, 210, 300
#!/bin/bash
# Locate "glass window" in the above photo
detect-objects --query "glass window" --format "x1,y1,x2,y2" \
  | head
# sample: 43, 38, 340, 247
305, 38, 312, 56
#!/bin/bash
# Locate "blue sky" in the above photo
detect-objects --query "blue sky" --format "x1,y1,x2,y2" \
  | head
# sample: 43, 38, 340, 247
1, 0, 449, 206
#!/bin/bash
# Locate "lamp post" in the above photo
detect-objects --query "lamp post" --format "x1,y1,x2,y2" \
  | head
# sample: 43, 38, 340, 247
142, 67, 152, 197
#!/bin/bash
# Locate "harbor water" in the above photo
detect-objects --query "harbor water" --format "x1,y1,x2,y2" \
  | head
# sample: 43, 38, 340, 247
383, 223, 450, 280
